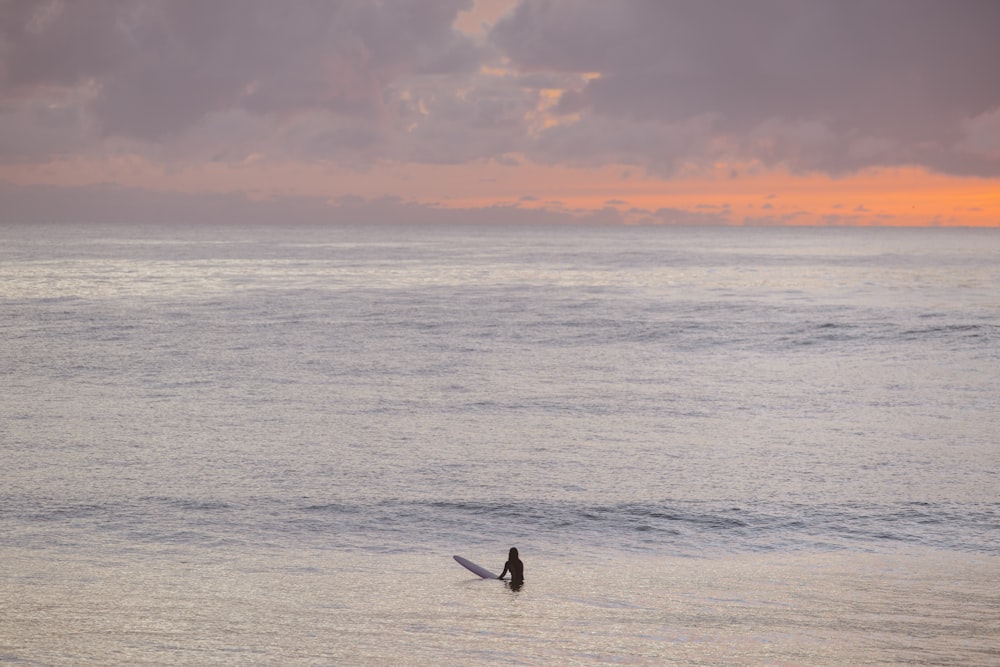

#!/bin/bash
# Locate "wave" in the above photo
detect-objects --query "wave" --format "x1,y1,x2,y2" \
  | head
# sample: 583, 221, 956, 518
6, 495, 995, 557
498, 311, 999, 354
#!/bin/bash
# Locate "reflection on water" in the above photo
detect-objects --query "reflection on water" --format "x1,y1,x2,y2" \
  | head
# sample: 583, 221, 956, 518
3, 546, 997, 666
2, 223, 998, 665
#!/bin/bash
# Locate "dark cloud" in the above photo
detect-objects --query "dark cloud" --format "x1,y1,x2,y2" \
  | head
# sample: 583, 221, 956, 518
647, 207, 730, 226
492, 0, 1000, 175
0, 0, 483, 142
397, 71, 536, 164
528, 112, 716, 171
1, 0, 998, 176
0, 180, 631, 225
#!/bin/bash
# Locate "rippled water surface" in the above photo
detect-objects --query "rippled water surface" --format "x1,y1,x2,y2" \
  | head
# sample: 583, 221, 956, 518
2, 223, 998, 665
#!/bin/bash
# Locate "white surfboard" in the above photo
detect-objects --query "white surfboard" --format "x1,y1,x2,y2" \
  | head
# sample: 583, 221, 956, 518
453, 555, 498, 579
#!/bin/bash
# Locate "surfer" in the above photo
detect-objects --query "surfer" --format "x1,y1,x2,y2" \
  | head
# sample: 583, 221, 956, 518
498, 547, 524, 585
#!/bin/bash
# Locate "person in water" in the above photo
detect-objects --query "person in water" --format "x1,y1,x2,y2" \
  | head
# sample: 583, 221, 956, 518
498, 547, 524, 583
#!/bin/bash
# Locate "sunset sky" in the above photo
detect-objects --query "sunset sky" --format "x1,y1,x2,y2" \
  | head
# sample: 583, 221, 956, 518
2, 0, 999, 226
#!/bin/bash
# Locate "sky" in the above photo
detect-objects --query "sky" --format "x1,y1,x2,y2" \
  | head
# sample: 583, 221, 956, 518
1, 0, 999, 227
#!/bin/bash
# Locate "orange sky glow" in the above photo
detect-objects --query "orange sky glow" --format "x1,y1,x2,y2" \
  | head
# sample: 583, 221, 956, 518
3, 155, 996, 227
1, 0, 998, 227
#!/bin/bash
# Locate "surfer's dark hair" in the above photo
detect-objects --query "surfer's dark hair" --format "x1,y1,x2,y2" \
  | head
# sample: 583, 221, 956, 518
509, 547, 519, 559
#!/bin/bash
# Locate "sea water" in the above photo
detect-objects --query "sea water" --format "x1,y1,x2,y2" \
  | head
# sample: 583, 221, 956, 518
1, 222, 998, 665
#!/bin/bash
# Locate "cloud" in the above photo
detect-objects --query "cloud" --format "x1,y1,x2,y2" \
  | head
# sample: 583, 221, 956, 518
0, 179, 633, 225
0, 0, 486, 157
1, 0, 999, 179
0, 179, 334, 224
646, 207, 729, 226
491, 0, 1000, 176
745, 210, 811, 226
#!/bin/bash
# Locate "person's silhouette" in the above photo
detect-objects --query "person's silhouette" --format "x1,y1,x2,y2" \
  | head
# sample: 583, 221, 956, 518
498, 547, 524, 586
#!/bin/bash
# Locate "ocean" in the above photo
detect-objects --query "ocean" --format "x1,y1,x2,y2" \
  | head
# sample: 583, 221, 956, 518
1, 222, 998, 665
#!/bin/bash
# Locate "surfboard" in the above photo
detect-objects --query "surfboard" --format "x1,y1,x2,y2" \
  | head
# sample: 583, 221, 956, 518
453, 555, 498, 579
